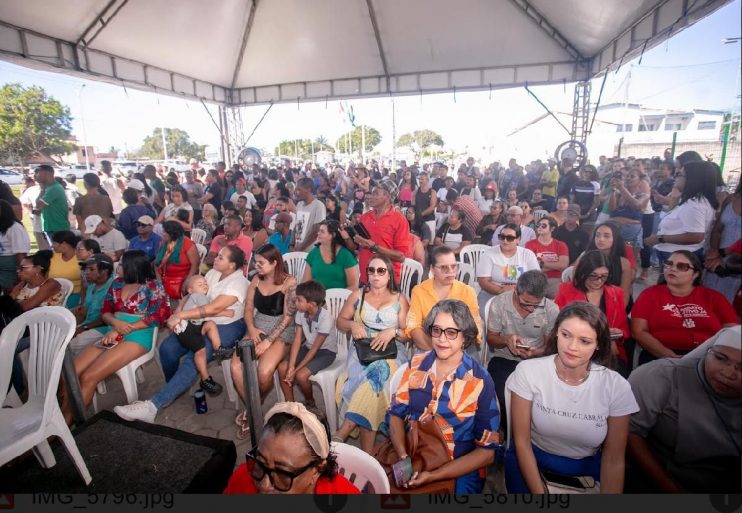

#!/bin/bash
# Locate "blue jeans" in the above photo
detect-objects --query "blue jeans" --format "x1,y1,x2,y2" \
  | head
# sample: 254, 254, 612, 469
505, 444, 601, 493
150, 319, 246, 411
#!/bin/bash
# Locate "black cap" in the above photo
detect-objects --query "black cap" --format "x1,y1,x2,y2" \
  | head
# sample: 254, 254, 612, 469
85, 253, 114, 271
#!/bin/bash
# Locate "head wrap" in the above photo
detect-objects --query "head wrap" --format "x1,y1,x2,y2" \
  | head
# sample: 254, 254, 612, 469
712, 326, 741, 351
264, 402, 330, 459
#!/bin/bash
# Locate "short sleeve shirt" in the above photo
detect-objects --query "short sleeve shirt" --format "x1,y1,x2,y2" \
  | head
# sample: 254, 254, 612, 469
477, 246, 540, 285
294, 199, 327, 245
40, 181, 70, 232
0, 222, 30, 256
294, 307, 337, 353
203, 268, 249, 324
524, 238, 569, 278
435, 223, 473, 250
487, 291, 559, 361
305, 246, 358, 289
92, 229, 128, 255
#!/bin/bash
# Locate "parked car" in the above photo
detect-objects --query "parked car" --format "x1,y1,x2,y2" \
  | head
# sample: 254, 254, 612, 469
0, 168, 25, 185
56, 165, 95, 180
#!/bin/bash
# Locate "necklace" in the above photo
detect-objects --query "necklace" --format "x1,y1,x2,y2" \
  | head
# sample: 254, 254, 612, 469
554, 357, 590, 385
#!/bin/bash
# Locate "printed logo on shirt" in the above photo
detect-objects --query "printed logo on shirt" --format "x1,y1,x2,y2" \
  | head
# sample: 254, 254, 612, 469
534, 401, 607, 428
536, 251, 558, 263
661, 302, 710, 326
501, 265, 525, 283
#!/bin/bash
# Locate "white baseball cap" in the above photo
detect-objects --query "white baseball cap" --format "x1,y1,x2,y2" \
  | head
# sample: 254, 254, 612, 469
127, 179, 145, 191
84, 215, 103, 234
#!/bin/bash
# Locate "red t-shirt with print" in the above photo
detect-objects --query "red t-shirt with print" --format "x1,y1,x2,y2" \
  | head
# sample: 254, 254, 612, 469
525, 238, 569, 279
631, 284, 738, 351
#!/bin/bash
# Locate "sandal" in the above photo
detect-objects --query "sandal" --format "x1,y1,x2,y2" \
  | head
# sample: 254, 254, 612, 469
235, 412, 251, 441
235, 410, 247, 427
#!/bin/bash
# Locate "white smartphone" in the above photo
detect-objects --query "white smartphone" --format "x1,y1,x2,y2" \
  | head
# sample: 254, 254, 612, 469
95, 339, 118, 350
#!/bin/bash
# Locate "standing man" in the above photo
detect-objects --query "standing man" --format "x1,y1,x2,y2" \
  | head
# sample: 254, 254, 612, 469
73, 173, 114, 233
20, 176, 45, 249
553, 203, 590, 264
181, 170, 204, 222
293, 177, 327, 251
200, 169, 223, 213
33, 164, 69, 244
143, 164, 166, 212
98, 160, 124, 216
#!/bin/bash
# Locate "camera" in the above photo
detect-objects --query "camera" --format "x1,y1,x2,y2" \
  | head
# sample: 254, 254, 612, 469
612, 171, 623, 180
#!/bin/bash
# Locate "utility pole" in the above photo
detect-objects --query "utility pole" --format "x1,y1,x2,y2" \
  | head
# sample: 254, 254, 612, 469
161, 127, 169, 161
78, 84, 90, 171
391, 98, 396, 174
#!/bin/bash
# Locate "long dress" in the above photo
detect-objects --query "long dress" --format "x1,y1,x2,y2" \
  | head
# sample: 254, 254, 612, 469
336, 293, 409, 433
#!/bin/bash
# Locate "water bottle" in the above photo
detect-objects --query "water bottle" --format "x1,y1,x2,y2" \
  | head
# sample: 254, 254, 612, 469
194, 388, 207, 414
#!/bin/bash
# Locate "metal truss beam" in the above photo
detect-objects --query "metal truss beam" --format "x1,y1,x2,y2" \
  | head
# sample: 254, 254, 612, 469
508, 0, 586, 63
365, 0, 389, 80
230, 0, 259, 91
76, 0, 130, 48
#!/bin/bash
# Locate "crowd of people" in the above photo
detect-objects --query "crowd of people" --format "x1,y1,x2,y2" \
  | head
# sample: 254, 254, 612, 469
3, 150, 740, 494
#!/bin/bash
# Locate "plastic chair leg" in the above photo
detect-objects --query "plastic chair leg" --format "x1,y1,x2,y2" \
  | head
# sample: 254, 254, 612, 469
119, 366, 139, 404
32, 440, 56, 468
221, 360, 238, 408
55, 423, 92, 485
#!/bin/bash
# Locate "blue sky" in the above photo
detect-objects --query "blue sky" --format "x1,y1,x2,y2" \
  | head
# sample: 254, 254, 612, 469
1, 0, 739, 158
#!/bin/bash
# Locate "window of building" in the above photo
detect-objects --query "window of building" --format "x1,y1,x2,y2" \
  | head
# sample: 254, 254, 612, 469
638, 123, 656, 132
616, 124, 633, 132
698, 121, 717, 130
665, 123, 682, 131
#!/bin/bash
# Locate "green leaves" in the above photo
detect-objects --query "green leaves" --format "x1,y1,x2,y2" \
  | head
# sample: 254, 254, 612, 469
137, 127, 205, 161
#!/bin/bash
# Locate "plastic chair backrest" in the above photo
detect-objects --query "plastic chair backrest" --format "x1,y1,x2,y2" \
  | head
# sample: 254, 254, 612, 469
325, 288, 352, 355
0, 307, 76, 421
456, 262, 476, 288
400, 258, 423, 301
54, 278, 74, 306
195, 243, 208, 263
533, 209, 549, 222
331, 441, 390, 493
460, 244, 490, 275
190, 228, 207, 245
561, 266, 575, 283
283, 251, 308, 282
480, 296, 496, 365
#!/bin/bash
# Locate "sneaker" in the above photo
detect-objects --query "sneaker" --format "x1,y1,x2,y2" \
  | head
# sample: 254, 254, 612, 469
200, 376, 223, 396
114, 400, 157, 424
214, 346, 235, 364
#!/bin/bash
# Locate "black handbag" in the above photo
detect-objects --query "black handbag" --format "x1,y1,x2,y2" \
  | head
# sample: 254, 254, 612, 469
354, 337, 398, 366
353, 288, 399, 366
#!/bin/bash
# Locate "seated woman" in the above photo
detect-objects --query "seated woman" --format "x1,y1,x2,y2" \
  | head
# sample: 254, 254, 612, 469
389, 299, 500, 494
334, 254, 410, 453
63, 250, 170, 424
303, 220, 359, 290
155, 186, 193, 232
231, 244, 297, 439
195, 203, 219, 246
525, 216, 569, 299
9, 250, 63, 311
49, 230, 82, 307
224, 402, 360, 494
242, 209, 269, 250
505, 302, 638, 493
627, 326, 741, 493
155, 220, 200, 300
631, 250, 738, 366
555, 250, 630, 375
577, 222, 633, 309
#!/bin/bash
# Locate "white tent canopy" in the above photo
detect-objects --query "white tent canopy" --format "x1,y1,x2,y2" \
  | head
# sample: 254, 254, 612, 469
0, 0, 731, 106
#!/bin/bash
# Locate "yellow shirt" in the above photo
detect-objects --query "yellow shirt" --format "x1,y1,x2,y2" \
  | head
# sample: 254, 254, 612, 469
405, 278, 481, 343
49, 252, 81, 293
541, 168, 559, 197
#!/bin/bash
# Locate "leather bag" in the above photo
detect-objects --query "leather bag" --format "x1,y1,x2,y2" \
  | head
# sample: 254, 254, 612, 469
353, 337, 398, 366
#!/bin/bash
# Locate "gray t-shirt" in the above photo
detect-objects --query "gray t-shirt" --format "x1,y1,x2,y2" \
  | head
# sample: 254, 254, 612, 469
179, 292, 210, 329
294, 307, 337, 353
294, 199, 327, 245
487, 290, 558, 362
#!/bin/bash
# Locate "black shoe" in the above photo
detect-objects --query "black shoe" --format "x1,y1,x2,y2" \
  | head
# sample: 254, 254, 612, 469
200, 376, 223, 396
214, 346, 234, 364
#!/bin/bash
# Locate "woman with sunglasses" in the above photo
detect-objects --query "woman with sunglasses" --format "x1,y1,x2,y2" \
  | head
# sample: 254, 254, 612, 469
477, 223, 540, 314
334, 254, 409, 453
525, 216, 568, 299
626, 326, 741, 492
505, 302, 639, 493
225, 402, 360, 494
579, 222, 633, 309
555, 250, 630, 375
631, 250, 738, 367
390, 299, 500, 493
302, 220, 359, 291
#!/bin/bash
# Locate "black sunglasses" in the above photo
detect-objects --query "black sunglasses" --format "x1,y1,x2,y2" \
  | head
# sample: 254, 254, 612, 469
366, 266, 388, 275
664, 260, 695, 272
246, 450, 317, 492
135, 222, 151, 227
498, 234, 518, 242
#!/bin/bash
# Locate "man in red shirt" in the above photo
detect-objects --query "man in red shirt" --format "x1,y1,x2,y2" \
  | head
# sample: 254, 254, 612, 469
206, 215, 253, 268
345, 180, 409, 285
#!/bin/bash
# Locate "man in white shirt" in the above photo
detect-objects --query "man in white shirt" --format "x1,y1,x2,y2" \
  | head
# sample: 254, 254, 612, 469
85, 214, 128, 261
19, 177, 46, 249
294, 177, 327, 251
492, 206, 536, 246
98, 160, 124, 216
229, 178, 257, 209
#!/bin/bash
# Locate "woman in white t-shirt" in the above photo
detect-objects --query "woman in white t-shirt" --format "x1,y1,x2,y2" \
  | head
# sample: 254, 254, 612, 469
0, 199, 31, 291
644, 160, 718, 266
156, 186, 194, 231
505, 302, 639, 493
476, 223, 540, 313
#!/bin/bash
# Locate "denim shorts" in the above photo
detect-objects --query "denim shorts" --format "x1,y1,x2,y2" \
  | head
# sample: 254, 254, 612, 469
619, 223, 643, 249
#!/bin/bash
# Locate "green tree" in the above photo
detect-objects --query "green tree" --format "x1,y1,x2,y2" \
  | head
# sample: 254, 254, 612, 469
0, 83, 75, 165
396, 129, 444, 150
277, 138, 335, 160
137, 128, 205, 161
335, 125, 381, 156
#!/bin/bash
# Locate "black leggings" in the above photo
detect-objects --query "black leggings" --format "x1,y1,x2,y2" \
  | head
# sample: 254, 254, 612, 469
640, 213, 655, 269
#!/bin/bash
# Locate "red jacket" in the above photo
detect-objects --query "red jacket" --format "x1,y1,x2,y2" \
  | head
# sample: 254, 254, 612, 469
224, 461, 361, 494
555, 281, 629, 363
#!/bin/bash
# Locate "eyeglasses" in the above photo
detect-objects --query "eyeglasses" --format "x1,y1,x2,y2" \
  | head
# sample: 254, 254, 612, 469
587, 273, 610, 282
515, 292, 544, 311
246, 450, 317, 492
135, 222, 151, 227
707, 348, 742, 373
428, 325, 463, 340
366, 266, 388, 275
537, 223, 550, 229
664, 260, 695, 272
498, 234, 518, 242
433, 263, 459, 273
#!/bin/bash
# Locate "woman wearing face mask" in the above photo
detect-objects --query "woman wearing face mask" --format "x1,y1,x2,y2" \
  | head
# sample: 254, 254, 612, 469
630, 250, 738, 366
224, 402, 360, 494
627, 326, 741, 493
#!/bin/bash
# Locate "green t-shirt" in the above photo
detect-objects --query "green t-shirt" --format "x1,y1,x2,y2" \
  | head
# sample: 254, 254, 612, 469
40, 181, 70, 232
305, 246, 358, 289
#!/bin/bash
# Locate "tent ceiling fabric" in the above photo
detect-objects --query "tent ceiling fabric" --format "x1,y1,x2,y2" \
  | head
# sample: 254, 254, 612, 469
0, 0, 731, 106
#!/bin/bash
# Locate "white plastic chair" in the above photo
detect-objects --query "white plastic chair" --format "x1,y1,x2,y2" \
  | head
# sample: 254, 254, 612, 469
92, 327, 159, 412
460, 244, 490, 276
190, 228, 207, 245
386, 362, 409, 400
0, 307, 92, 485
309, 288, 352, 432
533, 209, 549, 222
480, 296, 496, 366
55, 277, 74, 306
456, 262, 476, 288
283, 251, 308, 282
331, 441, 390, 493
195, 243, 208, 264
561, 266, 575, 283
400, 258, 423, 301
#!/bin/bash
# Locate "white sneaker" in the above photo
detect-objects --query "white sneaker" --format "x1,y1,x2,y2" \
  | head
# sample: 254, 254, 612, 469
114, 400, 157, 424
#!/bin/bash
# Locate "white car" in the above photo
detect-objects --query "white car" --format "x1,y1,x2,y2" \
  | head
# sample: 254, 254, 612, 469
0, 168, 25, 185
57, 165, 95, 180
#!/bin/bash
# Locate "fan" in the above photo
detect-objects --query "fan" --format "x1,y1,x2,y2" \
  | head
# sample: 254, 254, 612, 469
236, 147, 261, 167
554, 140, 588, 168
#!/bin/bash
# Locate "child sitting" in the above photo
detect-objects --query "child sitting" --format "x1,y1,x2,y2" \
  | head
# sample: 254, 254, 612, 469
173, 275, 231, 395
278, 280, 337, 406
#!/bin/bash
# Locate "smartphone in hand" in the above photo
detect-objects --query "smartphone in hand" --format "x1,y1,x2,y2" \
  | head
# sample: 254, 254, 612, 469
95, 339, 118, 350
392, 457, 413, 487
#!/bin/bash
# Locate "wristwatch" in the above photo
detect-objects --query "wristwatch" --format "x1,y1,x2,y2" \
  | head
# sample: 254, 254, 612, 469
371, 243, 380, 253
394, 328, 401, 338
658, 235, 665, 243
